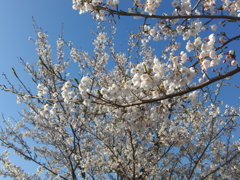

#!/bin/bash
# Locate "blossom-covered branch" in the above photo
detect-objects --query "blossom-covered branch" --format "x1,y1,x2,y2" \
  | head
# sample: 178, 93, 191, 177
0, 0, 240, 179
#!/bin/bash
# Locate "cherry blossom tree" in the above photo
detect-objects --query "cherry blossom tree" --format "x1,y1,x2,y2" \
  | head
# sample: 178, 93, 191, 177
1, 0, 240, 179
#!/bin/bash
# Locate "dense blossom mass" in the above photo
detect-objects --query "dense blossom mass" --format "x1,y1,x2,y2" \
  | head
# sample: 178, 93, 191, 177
0, 0, 240, 179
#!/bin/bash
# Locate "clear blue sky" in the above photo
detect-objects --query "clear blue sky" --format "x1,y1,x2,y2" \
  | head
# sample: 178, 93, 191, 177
0, 0, 239, 178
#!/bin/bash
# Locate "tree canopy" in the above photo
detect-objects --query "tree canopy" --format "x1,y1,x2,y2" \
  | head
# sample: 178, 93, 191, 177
0, 0, 240, 179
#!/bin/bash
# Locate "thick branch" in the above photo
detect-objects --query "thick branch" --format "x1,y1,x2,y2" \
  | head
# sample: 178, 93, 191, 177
2, 67, 240, 108
99, 7, 240, 21
118, 66, 240, 107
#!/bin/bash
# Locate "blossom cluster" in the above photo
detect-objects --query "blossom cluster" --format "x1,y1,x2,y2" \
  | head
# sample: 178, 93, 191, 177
0, 0, 240, 179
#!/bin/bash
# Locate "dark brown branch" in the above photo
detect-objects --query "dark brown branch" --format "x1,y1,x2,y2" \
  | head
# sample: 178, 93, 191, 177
216, 35, 240, 51
192, 0, 203, 12
2, 67, 240, 108
98, 6, 240, 21
118, 66, 240, 107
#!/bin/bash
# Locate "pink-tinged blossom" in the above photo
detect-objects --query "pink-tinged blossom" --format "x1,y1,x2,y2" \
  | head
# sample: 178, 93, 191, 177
226, 55, 232, 61
176, 25, 184, 35
16, 95, 22, 104
183, 31, 190, 40
210, 24, 218, 31
186, 40, 194, 52
179, 1, 191, 15
202, 59, 211, 69
84, 3, 93, 12
172, 0, 179, 7
152, 90, 159, 98
100, 87, 107, 95
78, 83, 86, 91
171, 56, 179, 64
209, 33, 215, 42
231, 60, 238, 66
180, 66, 189, 75
219, 36, 226, 43
180, 52, 188, 64
80, 90, 88, 99
199, 51, 208, 59
201, 44, 209, 52
140, 74, 150, 81
64, 81, 72, 88
198, 78, 203, 83
81, 76, 92, 86
189, 90, 199, 105
83, 99, 91, 106
210, 59, 220, 67
194, 37, 202, 46
229, 50, 235, 55
209, 50, 217, 59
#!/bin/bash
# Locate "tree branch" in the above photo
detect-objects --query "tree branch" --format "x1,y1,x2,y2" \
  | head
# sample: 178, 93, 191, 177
99, 6, 240, 21
118, 66, 240, 107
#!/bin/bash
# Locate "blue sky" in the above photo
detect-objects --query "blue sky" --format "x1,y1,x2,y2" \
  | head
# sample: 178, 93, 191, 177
0, 0, 91, 112
0, 0, 240, 179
